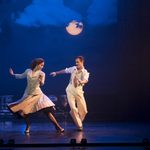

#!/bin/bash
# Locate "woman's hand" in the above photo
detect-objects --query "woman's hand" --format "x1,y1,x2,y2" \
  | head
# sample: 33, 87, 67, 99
38, 75, 44, 85
50, 72, 57, 77
9, 68, 14, 76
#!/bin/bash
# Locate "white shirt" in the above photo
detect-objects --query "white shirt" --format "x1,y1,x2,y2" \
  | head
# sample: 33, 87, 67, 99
65, 66, 89, 87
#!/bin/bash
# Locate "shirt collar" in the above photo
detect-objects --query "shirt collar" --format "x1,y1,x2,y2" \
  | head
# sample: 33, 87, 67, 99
75, 66, 85, 72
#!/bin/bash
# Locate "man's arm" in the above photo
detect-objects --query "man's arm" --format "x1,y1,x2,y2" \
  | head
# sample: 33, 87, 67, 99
50, 69, 66, 77
78, 78, 88, 84
50, 66, 76, 77
77, 70, 90, 84
75, 76, 88, 85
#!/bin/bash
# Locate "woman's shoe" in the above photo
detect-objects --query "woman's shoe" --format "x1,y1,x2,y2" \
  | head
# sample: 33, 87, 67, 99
58, 128, 65, 133
24, 128, 30, 134
55, 126, 64, 133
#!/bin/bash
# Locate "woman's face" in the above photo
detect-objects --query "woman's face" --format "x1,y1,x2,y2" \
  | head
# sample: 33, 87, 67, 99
37, 62, 44, 70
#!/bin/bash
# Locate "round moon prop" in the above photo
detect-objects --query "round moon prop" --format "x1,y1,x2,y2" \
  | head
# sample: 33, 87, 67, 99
66, 20, 83, 35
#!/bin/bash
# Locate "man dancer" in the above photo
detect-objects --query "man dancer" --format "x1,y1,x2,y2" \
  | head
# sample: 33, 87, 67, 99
50, 56, 89, 131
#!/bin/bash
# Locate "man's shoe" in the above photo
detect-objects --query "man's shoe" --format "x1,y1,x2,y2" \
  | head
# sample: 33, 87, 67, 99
77, 127, 83, 131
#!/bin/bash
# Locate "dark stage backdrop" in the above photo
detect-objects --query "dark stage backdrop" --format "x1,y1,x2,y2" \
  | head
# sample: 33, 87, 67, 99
0, 0, 149, 122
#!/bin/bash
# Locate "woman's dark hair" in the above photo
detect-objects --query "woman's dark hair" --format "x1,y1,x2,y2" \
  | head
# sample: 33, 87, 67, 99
30, 58, 44, 70
76, 56, 85, 63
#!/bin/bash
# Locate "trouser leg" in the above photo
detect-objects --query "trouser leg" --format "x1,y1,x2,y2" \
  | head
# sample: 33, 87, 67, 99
67, 91, 83, 128
75, 93, 88, 122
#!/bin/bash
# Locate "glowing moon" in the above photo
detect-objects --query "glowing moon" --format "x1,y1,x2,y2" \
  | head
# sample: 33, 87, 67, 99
66, 20, 83, 35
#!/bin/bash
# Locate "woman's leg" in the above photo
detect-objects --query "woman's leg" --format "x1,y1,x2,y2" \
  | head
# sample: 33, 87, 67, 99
45, 112, 64, 132
24, 114, 30, 133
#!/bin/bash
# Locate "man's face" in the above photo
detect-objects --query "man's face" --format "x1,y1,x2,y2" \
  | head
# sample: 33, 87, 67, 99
75, 58, 83, 69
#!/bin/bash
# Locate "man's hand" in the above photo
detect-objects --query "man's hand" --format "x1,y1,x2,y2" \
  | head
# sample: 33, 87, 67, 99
9, 68, 14, 76
50, 72, 57, 77
76, 78, 87, 84
77, 78, 83, 84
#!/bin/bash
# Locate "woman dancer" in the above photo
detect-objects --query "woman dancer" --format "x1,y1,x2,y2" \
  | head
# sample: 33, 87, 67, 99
8, 58, 64, 133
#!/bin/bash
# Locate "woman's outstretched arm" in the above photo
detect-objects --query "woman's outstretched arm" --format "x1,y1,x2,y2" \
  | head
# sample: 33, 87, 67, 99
9, 68, 28, 79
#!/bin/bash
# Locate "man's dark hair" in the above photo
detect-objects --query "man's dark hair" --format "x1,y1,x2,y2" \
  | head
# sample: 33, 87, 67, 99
76, 56, 85, 63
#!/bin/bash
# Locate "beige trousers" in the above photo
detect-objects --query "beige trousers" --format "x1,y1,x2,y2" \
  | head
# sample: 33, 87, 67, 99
66, 84, 88, 128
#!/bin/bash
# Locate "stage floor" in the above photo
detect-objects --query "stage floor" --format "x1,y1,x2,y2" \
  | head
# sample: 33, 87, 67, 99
0, 121, 150, 150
